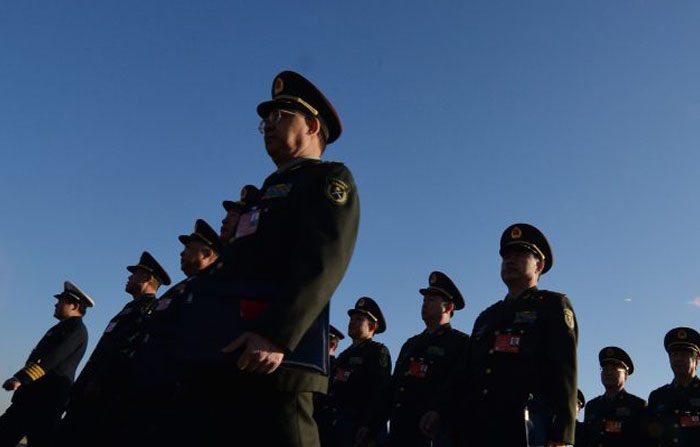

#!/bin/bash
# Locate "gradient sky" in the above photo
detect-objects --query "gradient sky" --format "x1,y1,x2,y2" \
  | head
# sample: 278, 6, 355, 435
1, 1, 699, 415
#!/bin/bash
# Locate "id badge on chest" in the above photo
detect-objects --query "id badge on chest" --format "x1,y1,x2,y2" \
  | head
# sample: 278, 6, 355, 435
156, 298, 172, 311
493, 333, 521, 353
334, 367, 351, 383
408, 358, 428, 379
235, 210, 261, 239
605, 420, 622, 433
680, 414, 700, 428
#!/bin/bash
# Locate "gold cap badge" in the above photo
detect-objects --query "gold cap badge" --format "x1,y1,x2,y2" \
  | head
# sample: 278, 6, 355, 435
274, 77, 284, 95
511, 226, 522, 239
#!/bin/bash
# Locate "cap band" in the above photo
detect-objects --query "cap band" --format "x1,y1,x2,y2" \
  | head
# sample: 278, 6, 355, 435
275, 95, 319, 116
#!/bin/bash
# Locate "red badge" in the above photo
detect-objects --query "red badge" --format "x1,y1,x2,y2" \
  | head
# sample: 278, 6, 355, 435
240, 300, 268, 321
494, 334, 521, 353
408, 359, 428, 378
680, 415, 700, 428
605, 420, 622, 433
334, 367, 351, 382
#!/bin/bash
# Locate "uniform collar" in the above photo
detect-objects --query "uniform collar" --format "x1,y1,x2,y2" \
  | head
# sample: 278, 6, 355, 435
275, 156, 320, 174
505, 286, 538, 302
424, 322, 452, 335
672, 376, 700, 389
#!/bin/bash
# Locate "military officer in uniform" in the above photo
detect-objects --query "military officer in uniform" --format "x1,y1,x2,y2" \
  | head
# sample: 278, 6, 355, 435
329, 297, 391, 447
0, 281, 93, 447
55, 252, 170, 447
460, 223, 578, 447
200, 70, 359, 447
115, 219, 222, 447
220, 185, 258, 243
574, 390, 587, 446
647, 327, 700, 446
582, 347, 647, 446
391, 271, 469, 447
315, 325, 346, 446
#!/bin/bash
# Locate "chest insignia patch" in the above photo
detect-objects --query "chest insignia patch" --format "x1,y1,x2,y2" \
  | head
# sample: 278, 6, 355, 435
427, 346, 445, 356
616, 406, 631, 416
349, 356, 363, 367
514, 311, 537, 324
326, 177, 350, 205
262, 183, 293, 199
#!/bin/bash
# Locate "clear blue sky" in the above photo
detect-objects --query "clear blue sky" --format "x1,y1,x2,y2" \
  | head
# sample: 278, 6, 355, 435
1, 1, 699, 415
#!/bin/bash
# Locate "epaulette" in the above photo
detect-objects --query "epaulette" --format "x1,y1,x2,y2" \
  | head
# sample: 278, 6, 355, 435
533, 289, 566, 299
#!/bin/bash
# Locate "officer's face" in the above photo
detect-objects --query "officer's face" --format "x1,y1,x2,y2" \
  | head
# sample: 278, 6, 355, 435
669, 349, 699, 378
421, 294, 447, 323
500, 247, 542, 285
220, 208, 242, 242
125, 269, 150, 296
348, 313, 375, 341
600, 363, 627, 389
53, 298, 78, 320
180, 241, 213, 277
329, 337, 339, 356
260, 109, 313, 166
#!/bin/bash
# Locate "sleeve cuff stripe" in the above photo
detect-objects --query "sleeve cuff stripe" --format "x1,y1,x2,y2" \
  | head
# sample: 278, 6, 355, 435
24, 363, 46, 381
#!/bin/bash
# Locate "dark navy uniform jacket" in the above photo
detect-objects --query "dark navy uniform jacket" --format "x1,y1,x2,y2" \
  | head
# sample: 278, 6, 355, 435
648, 377, 700, 446
582, 390, 647, 447
12, 316, 87, 408
390, 323, 470, 444
214, 158, 360, 393
465, 287, 578, 446
71, 294, 155, 398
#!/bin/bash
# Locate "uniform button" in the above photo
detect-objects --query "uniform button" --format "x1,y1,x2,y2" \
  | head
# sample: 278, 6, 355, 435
485, 368, 492, 374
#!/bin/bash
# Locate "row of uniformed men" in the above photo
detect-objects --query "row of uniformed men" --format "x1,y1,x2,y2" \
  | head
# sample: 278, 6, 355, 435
1, 67, 698, 447
1, 217, 698, 447
319, 283, 700, 447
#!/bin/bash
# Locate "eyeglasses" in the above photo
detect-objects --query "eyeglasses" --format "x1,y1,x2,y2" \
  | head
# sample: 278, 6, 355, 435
258, 109, 302, 134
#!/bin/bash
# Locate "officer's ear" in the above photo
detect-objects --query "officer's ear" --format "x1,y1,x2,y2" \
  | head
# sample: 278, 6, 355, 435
535, 256, 545, 275
368, 319, 378, 333
443, 300, 455, 315
305, 116, 321, 137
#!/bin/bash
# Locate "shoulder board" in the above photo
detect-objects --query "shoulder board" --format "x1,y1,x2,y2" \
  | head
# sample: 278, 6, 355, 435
533, 289, 566, 299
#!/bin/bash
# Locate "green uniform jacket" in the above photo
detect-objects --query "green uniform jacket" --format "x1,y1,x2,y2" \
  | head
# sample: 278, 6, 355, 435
219, 158, 360, 392
390, 323, 470, 444
583, 390, 647, 447
331, 339, 392, 432
648, 377, 700, 446
466, 287, 578, 446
